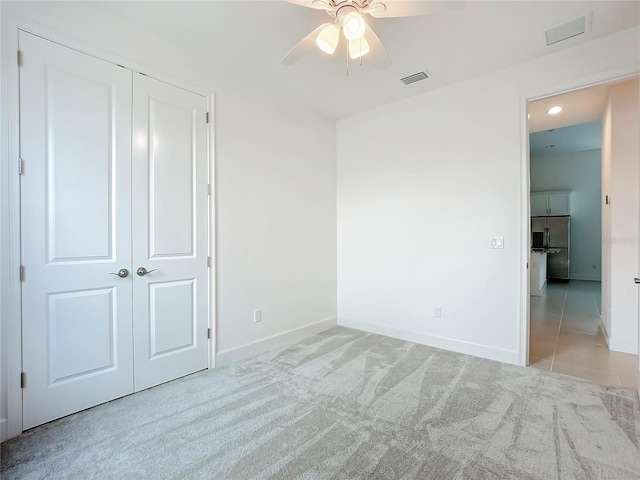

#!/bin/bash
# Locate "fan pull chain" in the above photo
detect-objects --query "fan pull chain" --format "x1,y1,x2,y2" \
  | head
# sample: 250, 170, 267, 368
345, 37, 368, 75
346, 44, 350, 76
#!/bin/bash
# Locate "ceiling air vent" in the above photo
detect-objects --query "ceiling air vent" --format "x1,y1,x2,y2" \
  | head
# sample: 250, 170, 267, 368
545, 13, 591, 46
401, 71, 429, 85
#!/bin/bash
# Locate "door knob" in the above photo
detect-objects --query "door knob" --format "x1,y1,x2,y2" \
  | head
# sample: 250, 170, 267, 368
635, 278, 640, 284
136, 267, 158, 277
109, 268, 129, 278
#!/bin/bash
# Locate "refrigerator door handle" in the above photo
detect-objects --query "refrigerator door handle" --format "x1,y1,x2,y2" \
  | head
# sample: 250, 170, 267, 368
544, 227, 550, 249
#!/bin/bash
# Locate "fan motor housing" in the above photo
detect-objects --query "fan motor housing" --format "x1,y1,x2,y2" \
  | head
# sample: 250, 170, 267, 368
327, 0, 372, 17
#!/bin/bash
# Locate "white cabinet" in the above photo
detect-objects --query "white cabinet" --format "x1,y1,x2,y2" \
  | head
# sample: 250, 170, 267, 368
548, 192, 570, 215
531, 193, 549, 216
530, 252, 547, 296
530, 191, 570, 216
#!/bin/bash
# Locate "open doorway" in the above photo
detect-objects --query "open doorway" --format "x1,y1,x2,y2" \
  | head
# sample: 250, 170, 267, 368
526, 77, 639, 389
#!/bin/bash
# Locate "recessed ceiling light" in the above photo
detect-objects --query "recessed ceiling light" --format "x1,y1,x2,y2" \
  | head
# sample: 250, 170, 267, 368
546, 106, 562, 115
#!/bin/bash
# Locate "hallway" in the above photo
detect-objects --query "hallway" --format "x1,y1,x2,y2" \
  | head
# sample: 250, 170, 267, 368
529, 280, 638, 389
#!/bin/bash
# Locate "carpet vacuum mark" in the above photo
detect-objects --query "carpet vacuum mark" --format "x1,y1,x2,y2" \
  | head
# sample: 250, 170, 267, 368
2, 327, 639, 479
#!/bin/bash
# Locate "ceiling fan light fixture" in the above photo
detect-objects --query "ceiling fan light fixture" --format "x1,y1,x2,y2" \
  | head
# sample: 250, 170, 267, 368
315, 24, 340, 54
342, 11, 366, 40
348, 37, 370, 59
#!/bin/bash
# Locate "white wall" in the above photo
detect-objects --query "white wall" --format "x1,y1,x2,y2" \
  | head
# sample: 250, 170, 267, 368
215, 87, 338, 359
530, 148, 602, 282
337, 27, 640, 364
0, 2, 337, 439
0, 4, 6, 443
601, 78, 640, 354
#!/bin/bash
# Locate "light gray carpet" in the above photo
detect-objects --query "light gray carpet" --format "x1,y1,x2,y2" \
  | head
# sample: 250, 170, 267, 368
2, 327, 639, 479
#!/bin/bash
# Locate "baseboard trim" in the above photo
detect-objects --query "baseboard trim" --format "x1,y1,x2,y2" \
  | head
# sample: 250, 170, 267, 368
215, 317, 337, 367
599, 317, 610, 347
1, 417, 7, 443
569, 275, 601, 282
338, 318, 520, 365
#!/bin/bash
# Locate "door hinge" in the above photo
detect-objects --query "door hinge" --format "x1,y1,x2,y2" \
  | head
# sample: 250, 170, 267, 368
207, 256, 211, 267
19, 265, 25, 282
207, 183, 211, 196
206, 112, 210, 124
18, 158, 24, 175
17, 50, 23, 67
207, 328, 211, 339
20, 372, 26, 388
526, 262, 529, 269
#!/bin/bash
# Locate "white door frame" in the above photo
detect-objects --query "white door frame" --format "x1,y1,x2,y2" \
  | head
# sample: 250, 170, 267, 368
518, 67, 640, 368
1, 13, 217, 440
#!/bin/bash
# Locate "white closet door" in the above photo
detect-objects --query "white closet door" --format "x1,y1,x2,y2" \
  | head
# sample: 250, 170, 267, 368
132, 74, 209, 391
19, 32, 134, 429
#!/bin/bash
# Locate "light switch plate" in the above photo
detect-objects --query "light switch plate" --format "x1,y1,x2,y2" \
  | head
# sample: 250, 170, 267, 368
490, 236, 504, 249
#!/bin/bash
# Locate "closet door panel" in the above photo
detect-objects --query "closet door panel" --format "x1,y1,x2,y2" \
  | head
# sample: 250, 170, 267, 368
19, 31, 134, 429
132, 73, 209, 391
148, 98, 195, 257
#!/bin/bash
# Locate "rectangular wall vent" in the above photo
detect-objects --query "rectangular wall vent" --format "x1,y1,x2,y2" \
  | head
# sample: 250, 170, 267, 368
400, 71, 429, 85
545, 13, 591, 46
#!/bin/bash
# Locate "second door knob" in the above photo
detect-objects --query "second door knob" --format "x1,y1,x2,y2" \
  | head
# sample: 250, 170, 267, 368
136, 267, 158, 276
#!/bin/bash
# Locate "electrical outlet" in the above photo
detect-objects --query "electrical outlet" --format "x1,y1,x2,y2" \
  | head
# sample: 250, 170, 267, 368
254, 309, 262, 323
592, 264, 598, 270
433, 307, 442, 319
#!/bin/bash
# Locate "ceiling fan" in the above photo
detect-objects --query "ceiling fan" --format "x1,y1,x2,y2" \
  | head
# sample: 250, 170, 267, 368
281, 0, 465, 69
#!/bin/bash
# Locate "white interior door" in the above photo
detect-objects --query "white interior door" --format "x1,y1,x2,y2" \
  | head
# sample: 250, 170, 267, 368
19, 31, 134, 429
131, 73, 209, 391
637, 172, 640, 396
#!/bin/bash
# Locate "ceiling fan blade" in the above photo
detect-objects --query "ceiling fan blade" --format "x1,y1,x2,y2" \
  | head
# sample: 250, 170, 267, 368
363, 25, 391, 69
369, 0, 467, 18
285, 0, 334, 10
281, 23, 331, 65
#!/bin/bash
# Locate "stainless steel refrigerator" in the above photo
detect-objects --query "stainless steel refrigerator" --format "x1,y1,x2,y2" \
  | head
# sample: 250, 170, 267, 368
531, 215, 570, 281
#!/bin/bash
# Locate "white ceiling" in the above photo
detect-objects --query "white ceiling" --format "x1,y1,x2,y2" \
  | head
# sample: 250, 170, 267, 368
530, 121, 602, 157
528, 76, 638, 156
92, 1, 640, 119
528, 82, 612, 133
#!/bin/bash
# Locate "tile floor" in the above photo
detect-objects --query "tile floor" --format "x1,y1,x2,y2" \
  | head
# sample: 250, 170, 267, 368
528, 280, 639, 389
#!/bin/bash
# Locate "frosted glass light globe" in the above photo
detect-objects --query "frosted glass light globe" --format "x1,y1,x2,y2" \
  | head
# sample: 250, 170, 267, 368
342, 11, 366, 40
